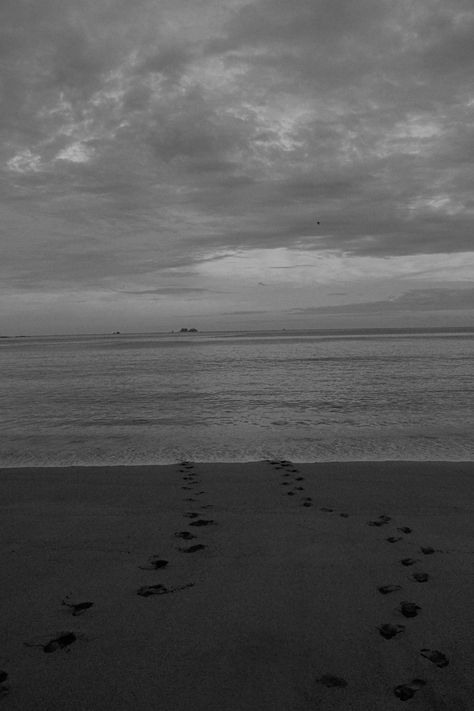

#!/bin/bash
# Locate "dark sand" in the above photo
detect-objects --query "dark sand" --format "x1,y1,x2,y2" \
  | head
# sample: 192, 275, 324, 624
1, 461, 473, 710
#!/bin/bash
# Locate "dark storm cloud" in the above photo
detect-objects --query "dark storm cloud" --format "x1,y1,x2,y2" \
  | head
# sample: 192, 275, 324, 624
1, 0, 474, 294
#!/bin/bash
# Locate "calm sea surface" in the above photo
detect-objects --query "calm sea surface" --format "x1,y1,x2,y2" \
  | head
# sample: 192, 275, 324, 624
1, 329, 473, 466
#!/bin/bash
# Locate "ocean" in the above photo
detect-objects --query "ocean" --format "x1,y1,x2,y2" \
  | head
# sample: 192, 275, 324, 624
1, 328, 473, 466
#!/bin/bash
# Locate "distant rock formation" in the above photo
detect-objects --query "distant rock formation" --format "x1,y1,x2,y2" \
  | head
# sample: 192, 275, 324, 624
179, 327, 198, 333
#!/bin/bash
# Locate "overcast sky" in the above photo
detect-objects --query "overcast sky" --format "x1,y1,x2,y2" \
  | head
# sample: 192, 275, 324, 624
1, 0, 473, 333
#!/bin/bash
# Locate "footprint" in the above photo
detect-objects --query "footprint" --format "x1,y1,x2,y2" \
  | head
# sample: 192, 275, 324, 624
316, 675, 348, 688
420, 546, 435, 555
378, 584, 402, 595
281, 482, 289, 486
339, 513, 349, 518
420, 649, 449, 667
137, 583, 194, 597
400, 558, 419, 566
0, 671, 9, 697
200, 504, 213, 509
397, 527, 412, 534
320, 507, 334, 513
181, 486, 191, 490
62, 599, 94, 616
394, 678, 426, 701
412, 572, 429, 583
184, 497, 196, 502
179, 544, 206, 553
44, 632, 77, 653
139, 556, 169, 570
378, 623, 405, 639
287, 491, 295, 496
302, 502, 312, 507
295, 486, 304, 491
367, 515, 391, 527
25, 632, 77, 653
295, 477, 304, 481
175, 531, 196, 540
184, 512, 199, 519
189, 519, 216, 527
386, 536, 402, 543
399, 601, 421, 618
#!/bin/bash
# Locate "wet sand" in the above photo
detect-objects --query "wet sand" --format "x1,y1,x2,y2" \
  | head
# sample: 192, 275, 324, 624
1, 460, 473, 710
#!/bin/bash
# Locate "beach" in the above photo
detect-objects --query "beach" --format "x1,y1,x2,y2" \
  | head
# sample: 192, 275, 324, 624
1, 460, 473, 710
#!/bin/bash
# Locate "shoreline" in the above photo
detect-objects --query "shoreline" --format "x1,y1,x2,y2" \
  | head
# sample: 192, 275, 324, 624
2, 457, 474, 471
2, 460, 473, 709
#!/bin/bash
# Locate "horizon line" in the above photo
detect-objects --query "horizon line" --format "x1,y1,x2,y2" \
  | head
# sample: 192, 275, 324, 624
2, 325, 474, 338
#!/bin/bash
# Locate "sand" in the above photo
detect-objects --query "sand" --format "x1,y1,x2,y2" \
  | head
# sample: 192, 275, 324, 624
1, 460, 473, 710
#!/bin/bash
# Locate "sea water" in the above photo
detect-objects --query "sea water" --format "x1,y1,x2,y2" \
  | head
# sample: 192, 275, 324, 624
1, 329, 473, 466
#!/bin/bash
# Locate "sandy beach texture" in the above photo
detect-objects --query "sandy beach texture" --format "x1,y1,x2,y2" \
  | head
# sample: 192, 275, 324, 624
1, 460, 473, 710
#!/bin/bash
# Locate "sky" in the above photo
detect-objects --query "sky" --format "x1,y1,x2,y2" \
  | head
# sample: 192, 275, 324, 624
1, 0, 474, 334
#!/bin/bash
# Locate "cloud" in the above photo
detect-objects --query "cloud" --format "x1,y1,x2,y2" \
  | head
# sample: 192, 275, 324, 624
289, 287, 474, 315
120, 287, 227, 296
219, 309, 270, 315
1, 0, 473, 330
